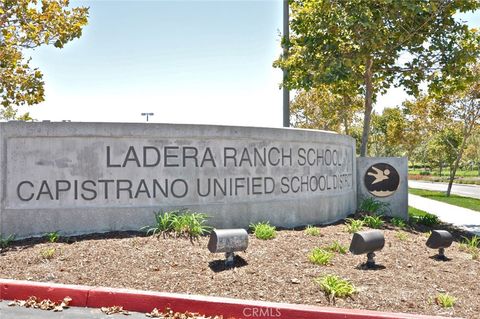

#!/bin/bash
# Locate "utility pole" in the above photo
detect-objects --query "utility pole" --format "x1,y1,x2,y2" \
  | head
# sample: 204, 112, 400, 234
141, 112, 154, 122
283, 0, 290, 128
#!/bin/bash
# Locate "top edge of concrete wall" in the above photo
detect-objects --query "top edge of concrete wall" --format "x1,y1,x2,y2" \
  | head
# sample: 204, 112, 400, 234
0, 122, 354, 143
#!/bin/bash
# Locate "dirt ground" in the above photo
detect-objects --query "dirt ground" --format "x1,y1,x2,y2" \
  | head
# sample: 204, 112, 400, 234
0, 221, 478, 318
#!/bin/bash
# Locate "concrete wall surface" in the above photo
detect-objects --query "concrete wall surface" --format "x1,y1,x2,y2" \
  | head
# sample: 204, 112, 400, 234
0, 122, 357, 238
356, 157, 408, 219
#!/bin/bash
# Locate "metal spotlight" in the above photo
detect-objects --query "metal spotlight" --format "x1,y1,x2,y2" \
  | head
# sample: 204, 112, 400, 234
208, 229, 248, 267
349, 230, 385, 268
426, 230, 453, 260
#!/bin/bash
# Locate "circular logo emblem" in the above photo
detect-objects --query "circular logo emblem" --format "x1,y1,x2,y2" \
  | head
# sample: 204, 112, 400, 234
364, 163, 400, 197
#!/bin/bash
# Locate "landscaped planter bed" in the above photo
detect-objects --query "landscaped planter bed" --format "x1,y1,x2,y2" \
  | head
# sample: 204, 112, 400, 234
0, 222, 477, 318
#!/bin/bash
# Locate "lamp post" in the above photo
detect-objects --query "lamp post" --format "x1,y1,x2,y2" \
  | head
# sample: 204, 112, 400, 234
282, 0, 290, 128
141, 112, 154, 122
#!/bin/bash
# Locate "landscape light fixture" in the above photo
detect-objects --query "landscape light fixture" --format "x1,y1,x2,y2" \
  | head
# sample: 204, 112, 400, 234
349, 230, 385, 268
141, 112, 154, 122
208, 229, 248, 267
426, 230, 453, 261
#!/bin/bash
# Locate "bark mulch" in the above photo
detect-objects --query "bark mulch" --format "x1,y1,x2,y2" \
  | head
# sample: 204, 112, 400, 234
0, 222, 478, 318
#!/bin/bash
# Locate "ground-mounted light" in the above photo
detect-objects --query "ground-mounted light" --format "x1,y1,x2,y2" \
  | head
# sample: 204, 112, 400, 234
349, 230, 385, 268
208, 229, 248, 267
426, 230, 453, 260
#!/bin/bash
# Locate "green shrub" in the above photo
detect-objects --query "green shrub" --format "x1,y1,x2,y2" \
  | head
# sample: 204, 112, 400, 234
358, 197, 390, 215
419, 171, 431, 176
345, 218, 364, 233
391, 217, 407, 228
0, 234, 15, 249
178, 213, 212, 239
45, 231, 60, 243
435, 293, 456, 308
250, 222, 276, 240
362, 215, 384, 229
416, 214, 440, 227
315, 274, 356, 301
325, 241, 347, 254
304, 225, 321, 236
308, 248, 334, 265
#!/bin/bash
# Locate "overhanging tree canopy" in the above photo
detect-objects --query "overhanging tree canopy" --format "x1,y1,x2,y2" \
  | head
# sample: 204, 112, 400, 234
0, 0, 89, 119
274, 0, 480, 156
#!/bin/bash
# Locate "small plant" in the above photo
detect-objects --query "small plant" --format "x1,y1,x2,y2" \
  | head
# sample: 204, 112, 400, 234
304, 225, 321, 236
308, 248, 334, 265
250, 222, 276, 240
391, 217, 407, 229
435, 293, 456, 308
325, 241, 347, 254
179, 213, 212, 239
0, 234, 15, 249
395, 231, 408, 241
362, 215, 384, 229
45, 231, 60, 243
459, 235, 479, 259
345, 218, 363, 233
358, 197, 390, 215
40, 247, 56, 260
315, 274, 356, 301
411, 213, 439, 227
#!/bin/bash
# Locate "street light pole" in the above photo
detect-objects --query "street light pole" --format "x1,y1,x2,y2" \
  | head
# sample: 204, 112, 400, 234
283, 0, 290, 128
141, 112, 154, 122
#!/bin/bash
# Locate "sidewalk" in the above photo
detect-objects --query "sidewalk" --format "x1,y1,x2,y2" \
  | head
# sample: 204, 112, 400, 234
409, 194, 480, 235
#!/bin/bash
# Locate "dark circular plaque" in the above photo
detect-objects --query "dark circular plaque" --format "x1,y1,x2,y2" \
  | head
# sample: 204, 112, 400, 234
364, 163, 400, 197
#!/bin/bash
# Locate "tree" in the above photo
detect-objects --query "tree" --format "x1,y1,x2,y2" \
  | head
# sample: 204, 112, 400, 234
290, 84, 363, 134
369, 107, 407, 157
0, 0, 89, 118
274, 0, 480, 156
441, 65, 480, 196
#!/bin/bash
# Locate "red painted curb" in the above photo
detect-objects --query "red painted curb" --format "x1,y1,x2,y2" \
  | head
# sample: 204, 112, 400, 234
0, 279, 460, 319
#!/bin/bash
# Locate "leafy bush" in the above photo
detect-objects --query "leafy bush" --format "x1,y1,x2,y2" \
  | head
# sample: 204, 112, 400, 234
308, 248, 334, 265
435, 293, 456, 308
416, 214, 440, 227
362, 215, 384, 229
358, 197, 390, 215
315, 274, 356, 301
391, 217, 407, 229
325, 241, 347, 254
419, 171, 431, 176
0, 234, 15, 249
304, 225, 321, 236
45, 231, 60, 243
250, 222, 276, 240
345, 218, 364, 233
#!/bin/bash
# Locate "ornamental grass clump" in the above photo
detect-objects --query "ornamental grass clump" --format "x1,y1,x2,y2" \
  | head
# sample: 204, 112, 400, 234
308, 248, 334, 265
325, 241, 347, 254
362, 215, 384, 229
250, 222, 276, 240
435, 293, 456, 308
144, 210, 211, 240
304, 225, 321, 236
345, 218, 363, 233
315, 274, 356, 301
358, 197, 390, 215
459, 235, 480, 259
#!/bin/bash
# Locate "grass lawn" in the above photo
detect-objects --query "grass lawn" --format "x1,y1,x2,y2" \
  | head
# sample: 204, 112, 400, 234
408, 206, 430, 218
409, 188, 480, 212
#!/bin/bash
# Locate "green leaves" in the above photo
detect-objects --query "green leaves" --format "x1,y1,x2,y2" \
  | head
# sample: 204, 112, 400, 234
0, 0, 89, 118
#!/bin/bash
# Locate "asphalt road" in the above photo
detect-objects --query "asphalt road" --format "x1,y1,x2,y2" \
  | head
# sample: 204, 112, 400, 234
408, 180, 480, 199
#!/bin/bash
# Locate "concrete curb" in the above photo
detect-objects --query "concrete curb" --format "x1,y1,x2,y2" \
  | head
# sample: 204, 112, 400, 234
0, 279, 460, 319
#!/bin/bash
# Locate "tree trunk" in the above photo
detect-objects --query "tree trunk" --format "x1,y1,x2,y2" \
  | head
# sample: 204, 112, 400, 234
446, 123, 473, 196
360, 58, 373, 157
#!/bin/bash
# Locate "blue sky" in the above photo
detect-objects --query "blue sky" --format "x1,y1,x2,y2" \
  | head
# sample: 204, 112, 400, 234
25, 1, 480, 126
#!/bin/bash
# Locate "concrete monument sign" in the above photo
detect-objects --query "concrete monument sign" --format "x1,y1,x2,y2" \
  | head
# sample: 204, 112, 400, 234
357, 157, 408, 219
0, 122, 356, 238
